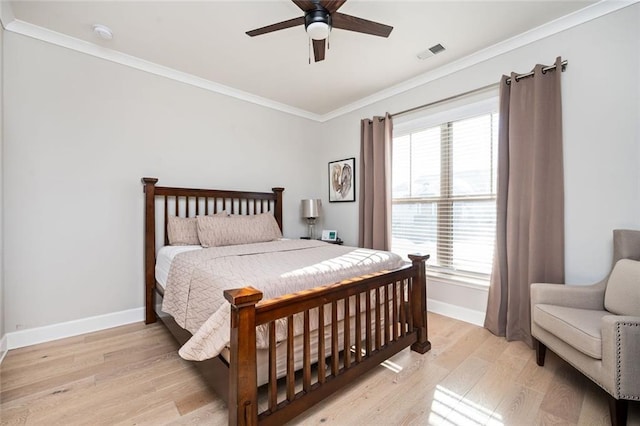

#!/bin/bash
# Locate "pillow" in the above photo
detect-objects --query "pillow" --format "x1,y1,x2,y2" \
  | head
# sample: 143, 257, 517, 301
167, 216, 199, 246
167, 211, 228, 246
197, 213, 282, 247
604, 259, 640, 316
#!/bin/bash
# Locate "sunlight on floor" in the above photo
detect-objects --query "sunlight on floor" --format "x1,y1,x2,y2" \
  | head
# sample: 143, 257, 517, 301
351, 347, 404, 374
380, 358, 404, 374
429, 385, 503, 426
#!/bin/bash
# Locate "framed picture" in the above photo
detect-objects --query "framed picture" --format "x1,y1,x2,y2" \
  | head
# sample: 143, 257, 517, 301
328, 157, 355, 202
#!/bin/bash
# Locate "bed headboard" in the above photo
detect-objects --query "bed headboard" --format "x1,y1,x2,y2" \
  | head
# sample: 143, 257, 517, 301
141, 177, 284, 323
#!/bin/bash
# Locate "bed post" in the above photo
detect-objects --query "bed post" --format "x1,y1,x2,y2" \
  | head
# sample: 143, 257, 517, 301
408, 253, 431, 354
142, 177, 159, 325
224, 287, 263, 426
272, 187, 284, 233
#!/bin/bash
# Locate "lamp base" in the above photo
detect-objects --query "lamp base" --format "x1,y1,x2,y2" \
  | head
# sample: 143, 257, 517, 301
306, 218, 317, 240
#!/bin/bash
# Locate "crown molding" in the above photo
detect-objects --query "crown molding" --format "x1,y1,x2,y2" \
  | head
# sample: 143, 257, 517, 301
2, 0, 638, 123
320, 0, 639, 122
0, 0, 15, 29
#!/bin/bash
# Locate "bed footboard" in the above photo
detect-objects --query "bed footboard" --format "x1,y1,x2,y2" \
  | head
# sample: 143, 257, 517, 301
224, 254, 430, 426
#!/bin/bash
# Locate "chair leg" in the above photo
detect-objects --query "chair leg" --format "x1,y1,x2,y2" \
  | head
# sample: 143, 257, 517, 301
607, 396, 628, 426
534, 338, 546, 366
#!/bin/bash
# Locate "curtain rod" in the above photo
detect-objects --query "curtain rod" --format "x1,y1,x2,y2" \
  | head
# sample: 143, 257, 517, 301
506, 59, 568, 85
390, 82, 498, 118
390, 59, 568, 119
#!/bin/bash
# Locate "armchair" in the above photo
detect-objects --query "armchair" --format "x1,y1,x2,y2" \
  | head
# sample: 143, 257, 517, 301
531, 229, 640, 426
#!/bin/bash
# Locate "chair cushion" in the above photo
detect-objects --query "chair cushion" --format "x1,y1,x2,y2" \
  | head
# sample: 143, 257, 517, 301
604, 259, 640, 316
533, 304, 609, 359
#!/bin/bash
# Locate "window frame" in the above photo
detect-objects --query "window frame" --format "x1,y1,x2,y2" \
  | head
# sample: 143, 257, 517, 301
392, 94, 499, 284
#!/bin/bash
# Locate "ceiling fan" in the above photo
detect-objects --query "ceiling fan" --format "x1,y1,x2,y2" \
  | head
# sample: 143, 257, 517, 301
246, 0, 393, 63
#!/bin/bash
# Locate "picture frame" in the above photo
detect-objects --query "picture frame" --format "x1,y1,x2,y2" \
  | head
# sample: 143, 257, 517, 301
328, 157, 356, 202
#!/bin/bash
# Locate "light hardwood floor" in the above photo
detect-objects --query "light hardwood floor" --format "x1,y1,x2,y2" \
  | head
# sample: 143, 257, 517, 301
1, 313, 638, 425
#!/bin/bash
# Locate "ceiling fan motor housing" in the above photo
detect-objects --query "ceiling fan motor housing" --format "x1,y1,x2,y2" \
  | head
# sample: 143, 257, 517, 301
304, 8, 332, 32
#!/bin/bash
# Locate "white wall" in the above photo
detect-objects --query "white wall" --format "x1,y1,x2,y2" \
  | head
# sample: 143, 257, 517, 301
3, 32, 322, 333
0, 21, 5, 354
319, 5, 640, 316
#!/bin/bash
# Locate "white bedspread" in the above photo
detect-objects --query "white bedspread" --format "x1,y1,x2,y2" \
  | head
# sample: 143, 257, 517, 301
161, 239, 405, 361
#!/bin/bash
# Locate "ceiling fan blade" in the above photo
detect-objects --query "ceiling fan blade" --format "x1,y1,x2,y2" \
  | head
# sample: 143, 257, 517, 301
320, 0, 347, 13
246, 16, 305, 37
292, 1, 317, 12
312, 38, 326, 62
332, 12, 393, 37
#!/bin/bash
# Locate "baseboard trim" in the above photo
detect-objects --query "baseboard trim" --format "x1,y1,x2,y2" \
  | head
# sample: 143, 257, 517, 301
0, 334, 8, 365
427, 298, 486, 327
6, 307, 145, 350
3, 301, 482, 351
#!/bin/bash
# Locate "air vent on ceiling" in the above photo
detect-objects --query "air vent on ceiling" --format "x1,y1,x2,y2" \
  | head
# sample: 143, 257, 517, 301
417, 43, 446, 60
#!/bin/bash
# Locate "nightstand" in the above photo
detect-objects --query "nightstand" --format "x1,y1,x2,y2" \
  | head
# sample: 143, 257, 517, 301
300, 237, 343, 245
322, 238, 343, 245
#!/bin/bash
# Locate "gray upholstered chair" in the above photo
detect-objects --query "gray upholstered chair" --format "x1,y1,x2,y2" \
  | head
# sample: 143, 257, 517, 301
531, 229, 640, 426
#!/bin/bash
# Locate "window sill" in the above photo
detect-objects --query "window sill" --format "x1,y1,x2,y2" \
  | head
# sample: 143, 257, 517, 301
426, 270, 490, 291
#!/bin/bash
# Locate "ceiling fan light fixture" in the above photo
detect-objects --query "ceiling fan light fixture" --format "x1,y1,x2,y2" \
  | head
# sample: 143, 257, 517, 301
306, 22, 330, 40
305, 9, 331, 40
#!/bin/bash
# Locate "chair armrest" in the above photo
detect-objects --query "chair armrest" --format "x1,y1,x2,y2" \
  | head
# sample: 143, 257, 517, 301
530, 280, 606, 310
601, 315, 640, 400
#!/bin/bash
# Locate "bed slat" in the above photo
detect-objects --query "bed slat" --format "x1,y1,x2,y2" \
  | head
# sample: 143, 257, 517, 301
331, 301, 339, 377
392, 282, 398, 341
355, 294, 362, 363
268, 322, 277, 411
317, 305, 326, 384
375, 287, 381, 351
384, 284, 390, 346
286, 315, 295, 402
365, 290, 372, 356
303, 310, 311, 392
343, 296, 351, 369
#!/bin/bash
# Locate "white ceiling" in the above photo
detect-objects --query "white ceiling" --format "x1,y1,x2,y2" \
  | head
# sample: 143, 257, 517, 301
3, 0, 619, 120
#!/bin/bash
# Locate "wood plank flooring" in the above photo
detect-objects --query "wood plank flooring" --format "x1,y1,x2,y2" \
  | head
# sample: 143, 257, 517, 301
1, 313, 638, 425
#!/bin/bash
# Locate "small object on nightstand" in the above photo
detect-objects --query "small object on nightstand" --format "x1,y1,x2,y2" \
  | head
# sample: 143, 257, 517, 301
321, 229, 338, 242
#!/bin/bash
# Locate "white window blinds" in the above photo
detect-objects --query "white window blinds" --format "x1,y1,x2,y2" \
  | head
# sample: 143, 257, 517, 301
392, 96, 498, 282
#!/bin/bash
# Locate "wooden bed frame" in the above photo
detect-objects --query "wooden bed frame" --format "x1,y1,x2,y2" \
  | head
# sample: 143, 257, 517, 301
142, 177, 431, 425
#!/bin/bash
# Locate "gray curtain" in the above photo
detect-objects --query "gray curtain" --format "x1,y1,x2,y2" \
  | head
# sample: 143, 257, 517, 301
359, 113, 393, 250
484, 57, 565, 345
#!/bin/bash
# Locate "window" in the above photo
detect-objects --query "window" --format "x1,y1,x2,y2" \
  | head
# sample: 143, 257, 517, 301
392, 97, 498, 283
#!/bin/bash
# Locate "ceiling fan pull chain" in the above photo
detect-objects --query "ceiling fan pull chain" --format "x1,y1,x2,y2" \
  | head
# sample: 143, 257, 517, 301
308, 37, 311, 64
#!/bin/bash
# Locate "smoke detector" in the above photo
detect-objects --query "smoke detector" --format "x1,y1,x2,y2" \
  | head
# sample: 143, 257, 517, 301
92, 24, 113, 40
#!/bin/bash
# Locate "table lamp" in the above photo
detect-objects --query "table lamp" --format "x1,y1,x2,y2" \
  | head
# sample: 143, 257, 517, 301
301, 199, 321, 240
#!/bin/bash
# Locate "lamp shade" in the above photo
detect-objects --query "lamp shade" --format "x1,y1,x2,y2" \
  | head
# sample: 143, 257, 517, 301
301, 199, 321, 218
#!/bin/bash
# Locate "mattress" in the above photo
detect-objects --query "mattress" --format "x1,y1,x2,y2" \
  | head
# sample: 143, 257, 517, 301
155, 245, 202, 290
